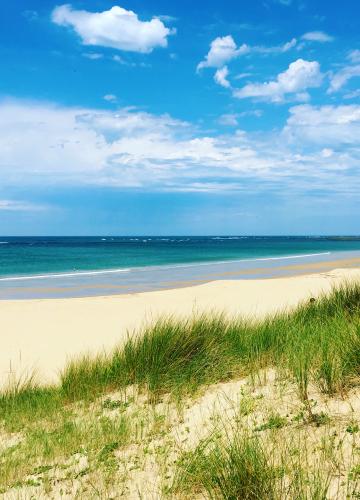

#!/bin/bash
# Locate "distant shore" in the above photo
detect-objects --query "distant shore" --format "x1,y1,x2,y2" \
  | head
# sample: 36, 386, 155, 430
1, 266, 360, 388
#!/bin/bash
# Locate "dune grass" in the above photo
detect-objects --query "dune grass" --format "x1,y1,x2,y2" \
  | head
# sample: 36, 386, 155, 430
174, 431, 278, 499
61, 282, 360, 402
1, 282, 359, 430
173, 425, 337, 500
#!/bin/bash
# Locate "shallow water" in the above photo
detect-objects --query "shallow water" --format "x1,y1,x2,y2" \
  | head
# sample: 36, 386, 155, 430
0, 245, 360, 300
1, 236, 360, 279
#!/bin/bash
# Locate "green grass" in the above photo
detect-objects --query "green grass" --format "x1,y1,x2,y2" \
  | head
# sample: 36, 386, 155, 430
1, 282, 359, 430
174, 431, 278, 499
0, 409, 130, 493
173, 424, 335, 500
59, 282, 360, 404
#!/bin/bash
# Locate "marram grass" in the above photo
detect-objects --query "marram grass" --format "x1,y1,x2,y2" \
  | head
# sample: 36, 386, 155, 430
173, 423, 333, 500
1, 282, 359, 429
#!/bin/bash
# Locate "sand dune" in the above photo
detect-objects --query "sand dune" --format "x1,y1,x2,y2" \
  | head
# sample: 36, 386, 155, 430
1, 267, 360, 387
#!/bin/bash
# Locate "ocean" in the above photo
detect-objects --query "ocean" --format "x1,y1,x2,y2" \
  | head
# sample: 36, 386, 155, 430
1, 236, 360, 299
1, 236, 360, 278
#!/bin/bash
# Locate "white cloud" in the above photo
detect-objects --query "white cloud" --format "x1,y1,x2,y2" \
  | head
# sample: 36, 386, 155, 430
328, 65, 360, 93
234, 59, 323, 102
321, 148, 334, 158
52, 4, 174, 53
302, 31, 334, 42
197, 36, 249, 71
113, 54, 127, 64
239, 109, 263, 118
344, 89, 360, 100
103, 94, 117, 103
82, 52, 104, 60
197, 35, 297, 73
253, 38, 297, 54
155, 14, 177, 23
218, 110, 263, 126
218, 113, 239, 126
280, 38, 297, 52
0, 200, 47, 212
0, 99, 359, 196
0, 100, 272, 190
348, 49, 360, 63
234, 72, 252, 80
214, 66, 231, 88
284, 104, 360, 144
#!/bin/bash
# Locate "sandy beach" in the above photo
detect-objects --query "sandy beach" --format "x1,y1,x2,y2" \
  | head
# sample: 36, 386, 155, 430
1, 267, 360, 388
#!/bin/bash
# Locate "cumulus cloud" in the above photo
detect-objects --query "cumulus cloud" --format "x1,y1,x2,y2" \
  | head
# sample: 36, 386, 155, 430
0, 99, 359, 196
302, 31, 334, 42
234, 59, 323, 102
197, 35, 297, 73
214, 66, 231, 88
197, 36, 249, 71
52, 4, 174, 53
328, 65, 360, 93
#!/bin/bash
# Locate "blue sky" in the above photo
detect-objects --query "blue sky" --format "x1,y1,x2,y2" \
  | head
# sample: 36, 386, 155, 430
0, 0, 359, 235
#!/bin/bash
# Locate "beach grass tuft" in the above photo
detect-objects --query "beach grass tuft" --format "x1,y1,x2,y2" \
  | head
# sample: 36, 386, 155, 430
173, 419, 336, 500
175, 431, 278, 499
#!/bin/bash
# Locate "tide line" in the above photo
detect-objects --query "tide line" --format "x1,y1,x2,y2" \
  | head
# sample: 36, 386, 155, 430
0, 252, 332, 282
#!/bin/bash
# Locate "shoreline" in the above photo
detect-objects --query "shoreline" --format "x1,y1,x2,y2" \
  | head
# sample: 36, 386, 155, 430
1, 266, 360, 388
1, 249, 360, 300
0, 250, 333, 282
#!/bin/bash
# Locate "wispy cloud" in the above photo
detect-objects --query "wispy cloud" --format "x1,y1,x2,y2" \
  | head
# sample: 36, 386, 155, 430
0, 200, 48, 212
348, 49, 360, 64
284, 104, 360, 144
218, 110, 263, 126
82, 52, 104, 60
218, 113, 239, 126
103, 94, 118, 103
328, 65, 360, 93
0, 99, 359, 196
302, 31, 334, 42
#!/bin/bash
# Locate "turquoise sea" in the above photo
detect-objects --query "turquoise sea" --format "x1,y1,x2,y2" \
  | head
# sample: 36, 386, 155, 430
1, 236, 360, 278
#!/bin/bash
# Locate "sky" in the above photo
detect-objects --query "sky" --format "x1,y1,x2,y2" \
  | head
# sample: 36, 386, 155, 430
0, 0, 359, 235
